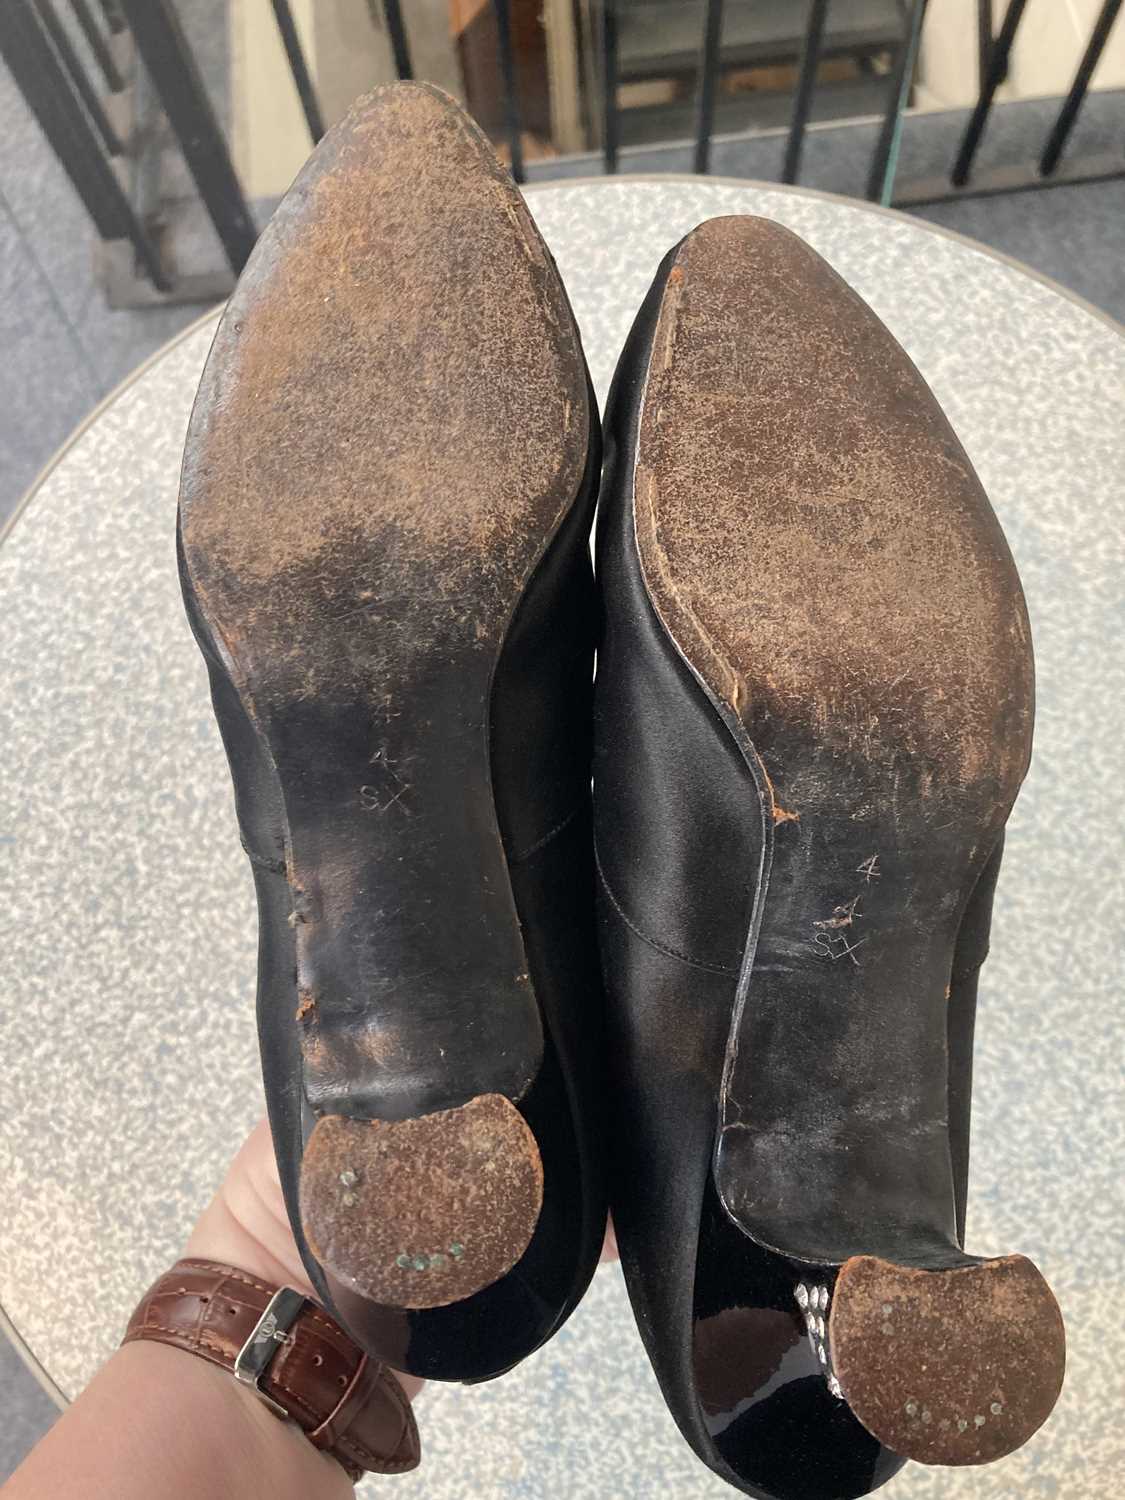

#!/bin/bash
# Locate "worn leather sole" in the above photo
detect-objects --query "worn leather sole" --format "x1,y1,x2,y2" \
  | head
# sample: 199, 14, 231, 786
179, 83, 596, 1374
634, 218, 1063, 1472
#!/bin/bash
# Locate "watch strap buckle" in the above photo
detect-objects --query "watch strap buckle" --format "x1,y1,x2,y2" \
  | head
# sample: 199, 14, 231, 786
233, 1285, 307, 1419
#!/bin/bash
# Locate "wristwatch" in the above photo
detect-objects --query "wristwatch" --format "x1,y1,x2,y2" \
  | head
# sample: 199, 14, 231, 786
122, 1258, 420, 1481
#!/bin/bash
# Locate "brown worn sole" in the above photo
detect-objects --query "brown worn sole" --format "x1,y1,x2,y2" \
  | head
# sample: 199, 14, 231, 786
635, 217, 1033, 794
633, 216, 1063, 1467
301, 1096, 544, 1310
830, 1255, 1065, 1465
179, 83, 587, 1313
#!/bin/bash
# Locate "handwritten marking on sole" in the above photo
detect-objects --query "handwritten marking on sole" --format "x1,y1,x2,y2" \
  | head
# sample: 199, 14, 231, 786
360, 782, 412, 815
814, 895, 861, 929
857, 854, 881, 883
812, 885, 868, 966
813, 931, 868, 966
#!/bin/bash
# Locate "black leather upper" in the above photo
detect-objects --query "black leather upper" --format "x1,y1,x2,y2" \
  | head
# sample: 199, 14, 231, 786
594, 248, 779, 1492
180, 399, 607, 1380
595, 256, 763, 978
593, 245, 1004, 1499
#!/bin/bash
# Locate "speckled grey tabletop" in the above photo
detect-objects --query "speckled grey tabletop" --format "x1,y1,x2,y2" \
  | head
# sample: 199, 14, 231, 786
1, 178, 1122, 1499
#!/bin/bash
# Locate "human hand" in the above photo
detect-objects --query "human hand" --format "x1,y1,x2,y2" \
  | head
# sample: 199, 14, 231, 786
184, 1118, 425, 1402
184, 1116, 618, 1410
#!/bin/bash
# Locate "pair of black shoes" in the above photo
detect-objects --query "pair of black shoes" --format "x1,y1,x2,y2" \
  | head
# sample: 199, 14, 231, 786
178, 84, 1063, 1499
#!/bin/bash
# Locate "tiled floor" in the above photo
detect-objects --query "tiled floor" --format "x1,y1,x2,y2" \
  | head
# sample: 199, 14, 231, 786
0, 17, 1120, 1481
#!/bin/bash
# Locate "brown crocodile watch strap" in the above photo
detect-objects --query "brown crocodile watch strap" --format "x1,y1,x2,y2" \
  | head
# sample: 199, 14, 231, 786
122, 1259, 420, 1482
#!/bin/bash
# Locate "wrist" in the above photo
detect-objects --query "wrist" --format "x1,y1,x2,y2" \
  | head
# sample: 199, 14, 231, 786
125, 1341, 356, 1494
121, 1259, 420, 1481
3, 1340, 354, 1500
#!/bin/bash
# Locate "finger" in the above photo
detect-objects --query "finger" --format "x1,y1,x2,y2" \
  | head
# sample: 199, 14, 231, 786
188, 1121, 426, 1402
600, 1215, 619, 1263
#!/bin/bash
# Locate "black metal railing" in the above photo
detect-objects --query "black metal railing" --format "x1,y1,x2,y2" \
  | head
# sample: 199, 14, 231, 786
0, 0, 169, 291
593, 0, 1122, 206
0, 0, 266, 301
894, 0, 1123, 204
0, 0, 1121, 306
270, 0, 324, 145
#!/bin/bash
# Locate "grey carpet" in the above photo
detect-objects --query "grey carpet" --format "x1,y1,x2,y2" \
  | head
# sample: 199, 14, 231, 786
0, 1332, 58, 1482
910, 180, 1125, 319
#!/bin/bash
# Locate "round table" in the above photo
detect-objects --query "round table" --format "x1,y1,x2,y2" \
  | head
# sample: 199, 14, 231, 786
1, 177, 1121, 1499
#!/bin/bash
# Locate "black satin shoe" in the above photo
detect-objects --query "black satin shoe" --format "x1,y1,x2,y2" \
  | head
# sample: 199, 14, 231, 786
178, 82, 605, 1381
594, 216, 1064, 1497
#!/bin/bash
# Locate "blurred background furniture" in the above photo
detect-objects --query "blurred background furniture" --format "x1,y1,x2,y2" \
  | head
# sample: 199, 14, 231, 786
0, 174, 1122, 1495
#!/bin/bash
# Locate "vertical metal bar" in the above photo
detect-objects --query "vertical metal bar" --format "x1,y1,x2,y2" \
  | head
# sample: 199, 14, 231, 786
1039, 0, 1123, 175
976, 0, 992, 88
269, 0, 324, 143
33, 0, 123, 154
97, 0, 124, 32
694, 0, 725, 174
380, 0, 413, 81
601, 0, 619, 174
492, 0, 524, 183
866, 0, 928, 201
951, 0, 1030, 186
782, 0, 829, 185
117, 0, 257, 275
68, 0, 123, 90
0, 0, 169, 287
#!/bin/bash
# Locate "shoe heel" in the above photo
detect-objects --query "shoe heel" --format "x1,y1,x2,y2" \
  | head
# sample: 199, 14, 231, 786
301, 1095, 543, 1310
827, 1254, 1065, 1464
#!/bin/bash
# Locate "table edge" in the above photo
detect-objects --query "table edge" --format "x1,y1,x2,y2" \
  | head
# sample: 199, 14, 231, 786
0, 306, 222, 555
1, 1299, 67, 1413
524, 173, 1125, 341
